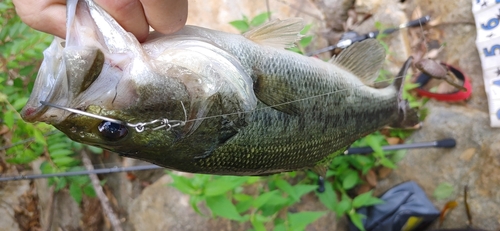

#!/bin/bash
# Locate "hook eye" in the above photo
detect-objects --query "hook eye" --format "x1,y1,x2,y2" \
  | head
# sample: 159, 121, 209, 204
98, 121, 128, 141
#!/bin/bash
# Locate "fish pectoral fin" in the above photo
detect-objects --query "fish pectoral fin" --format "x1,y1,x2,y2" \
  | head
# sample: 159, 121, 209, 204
243, 18, 304, 49
254, 75, 301, 115
329, 39, 385, 85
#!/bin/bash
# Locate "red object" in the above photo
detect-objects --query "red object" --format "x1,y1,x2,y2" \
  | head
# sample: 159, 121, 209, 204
413, 63, 472, 101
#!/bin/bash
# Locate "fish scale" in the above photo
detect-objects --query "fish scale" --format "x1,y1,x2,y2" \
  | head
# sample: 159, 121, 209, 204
21, 0, 418, 179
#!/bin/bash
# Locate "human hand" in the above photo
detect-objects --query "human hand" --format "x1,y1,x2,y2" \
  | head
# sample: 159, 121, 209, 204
13, 0, 188, 42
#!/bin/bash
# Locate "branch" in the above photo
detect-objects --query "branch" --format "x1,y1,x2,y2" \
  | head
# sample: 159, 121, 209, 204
81, 151, 123, 231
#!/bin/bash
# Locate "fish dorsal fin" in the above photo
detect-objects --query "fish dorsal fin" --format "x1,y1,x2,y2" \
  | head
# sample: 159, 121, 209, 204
243, 18, 304, 49
329, 39, 385, 85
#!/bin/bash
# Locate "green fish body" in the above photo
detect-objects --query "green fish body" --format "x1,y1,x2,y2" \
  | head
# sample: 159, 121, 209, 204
22, 0, 416, 177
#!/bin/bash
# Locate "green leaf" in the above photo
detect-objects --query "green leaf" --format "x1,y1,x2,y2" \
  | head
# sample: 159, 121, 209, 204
203, 176, 247, 196
352, 190, 383, 208
69, 182, 83, 204
388, 149, 407, 163
7, 149, 39, 164
69, 175, 90, 187
274, 222, 286, 231
50, 149, 74, 158
169, 173, 196, 195
83, 184, 97, 197
342, 171, 359, 190
433, 182, 455, 201
229, 20, 250, 32
253, 190, 279, 210
53, 156, 77, 167
189, 196, 204, 216
335, 197, 352, 216
292, 184, 317, 200
379, 157, 396, 169
236, 198, 253, 214
250, 12, 270, 27
316, 181, 337, 211
300, 24, 312, 35
299, 36, 313, 48
48, 143, 69, 153
40, 161, 54, 174
234, 193, 253, 202
3, 111, 14, 128
250, 214, 267, 231
87, 145, 103, 154
288, 211, 326, 231
205, 195, 243, 221
364, 134, 384, 155
261, 195, 291, 212
55, 177, 67, 191
348, 211, 366, 231
274, 179, 296, 200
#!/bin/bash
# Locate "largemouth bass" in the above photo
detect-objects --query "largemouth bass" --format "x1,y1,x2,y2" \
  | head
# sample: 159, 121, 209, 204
21, 0, 417, 178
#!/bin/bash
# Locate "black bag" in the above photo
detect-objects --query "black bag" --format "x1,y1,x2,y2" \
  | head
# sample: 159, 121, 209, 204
349, 181, 440, 231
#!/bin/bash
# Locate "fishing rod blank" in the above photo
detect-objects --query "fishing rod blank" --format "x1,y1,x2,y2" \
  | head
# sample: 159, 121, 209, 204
307, 15, 431, 56
0, 138, 455, 182
345, 138, 456, 155
0, 165, 162, 182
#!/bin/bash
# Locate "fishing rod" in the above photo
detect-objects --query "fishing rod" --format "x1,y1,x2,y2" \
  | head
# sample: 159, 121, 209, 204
0, 138, 455, 182
307, 15, 431, 56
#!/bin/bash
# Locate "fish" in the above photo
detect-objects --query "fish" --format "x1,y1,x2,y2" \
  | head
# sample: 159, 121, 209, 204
21, 0, 418, 179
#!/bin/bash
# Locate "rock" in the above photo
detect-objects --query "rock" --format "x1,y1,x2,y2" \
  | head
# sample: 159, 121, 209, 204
353, 0, 411, 75
0, 170, 30, 231
128, 174, 209, 231
187, 0, 329, 57
370, 0, 495, 227
376, 103, 500, 230
312, 0, 355, 31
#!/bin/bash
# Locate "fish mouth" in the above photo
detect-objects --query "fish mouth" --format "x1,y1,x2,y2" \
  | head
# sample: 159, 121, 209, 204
21, 38, 71, 124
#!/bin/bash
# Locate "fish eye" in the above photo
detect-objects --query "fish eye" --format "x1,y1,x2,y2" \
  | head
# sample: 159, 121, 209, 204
98, 121, 128, 141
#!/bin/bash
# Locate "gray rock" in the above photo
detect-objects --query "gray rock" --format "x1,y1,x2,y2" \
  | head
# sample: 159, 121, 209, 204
377, 103, 500, 230
128, 174, 210, 231
312, 0, 355, 31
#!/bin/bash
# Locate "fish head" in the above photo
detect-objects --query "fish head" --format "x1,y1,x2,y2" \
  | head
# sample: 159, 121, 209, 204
20, 0, 191, 154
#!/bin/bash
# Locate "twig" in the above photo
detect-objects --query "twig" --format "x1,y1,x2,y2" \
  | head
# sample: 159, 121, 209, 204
464, 185, 472, 227
81, 151, 123, 231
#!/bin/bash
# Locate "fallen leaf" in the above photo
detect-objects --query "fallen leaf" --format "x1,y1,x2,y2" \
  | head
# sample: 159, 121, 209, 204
356, 183, 372, 195
365, 170, 378, 187
434, 183, 455, 201
411, 6, 423, 21
377, 166, 392, 179
385, 137, 400, 145
0, 125, 9, 135
460, 148, 476, 161
428, 15, 443, 27
439, 200, 458, 227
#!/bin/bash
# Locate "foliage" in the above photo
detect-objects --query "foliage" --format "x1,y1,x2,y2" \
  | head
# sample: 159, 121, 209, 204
0, 0, 100, 203
0, 5, 426, 230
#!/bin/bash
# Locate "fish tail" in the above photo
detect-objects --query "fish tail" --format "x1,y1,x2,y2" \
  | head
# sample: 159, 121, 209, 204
390, 57, 420, 128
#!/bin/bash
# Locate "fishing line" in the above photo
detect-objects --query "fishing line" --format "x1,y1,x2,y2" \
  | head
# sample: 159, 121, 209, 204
37, 73, 410, 131
185, 75, 408, 124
